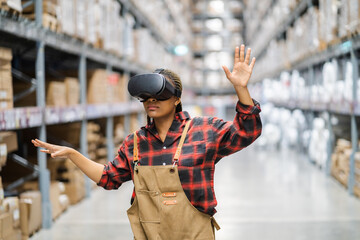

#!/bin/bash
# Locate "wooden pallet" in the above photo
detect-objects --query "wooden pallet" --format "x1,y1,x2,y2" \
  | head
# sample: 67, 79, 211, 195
22, 13, 58, 32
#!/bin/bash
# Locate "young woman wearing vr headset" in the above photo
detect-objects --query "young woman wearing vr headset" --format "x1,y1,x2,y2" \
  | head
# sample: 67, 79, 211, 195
32, 45, 262, 239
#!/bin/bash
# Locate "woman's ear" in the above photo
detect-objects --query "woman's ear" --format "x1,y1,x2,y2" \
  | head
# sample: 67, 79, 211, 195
175, 98, 181, 106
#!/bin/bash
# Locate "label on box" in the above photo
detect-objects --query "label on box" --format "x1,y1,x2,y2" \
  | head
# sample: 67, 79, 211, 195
0, 188, 4, 202
0, 90, 8, 99
13, 208, 19, 221
0, 101, 8, 109
0, 144, 7, 157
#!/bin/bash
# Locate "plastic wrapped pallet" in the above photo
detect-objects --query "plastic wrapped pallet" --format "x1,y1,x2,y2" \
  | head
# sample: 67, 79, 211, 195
74, 0, 86, 40
85, 0, 97, 45
349, 0, 360, 33
57, 0, 76, 36
103, 0, 123, 56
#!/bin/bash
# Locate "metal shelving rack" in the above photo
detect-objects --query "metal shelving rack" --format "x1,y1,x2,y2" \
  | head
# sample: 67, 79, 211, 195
191, 0, 243, 96
247, 0, 360, 197
0, 0, 191, 229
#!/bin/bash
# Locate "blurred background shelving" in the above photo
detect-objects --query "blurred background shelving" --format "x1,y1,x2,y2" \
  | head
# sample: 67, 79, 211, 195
0, 0, 360, 239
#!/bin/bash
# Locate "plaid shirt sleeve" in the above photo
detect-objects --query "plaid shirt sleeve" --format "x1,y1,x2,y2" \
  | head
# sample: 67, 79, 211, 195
97, 136, 132, 189
211, 99, 262, 162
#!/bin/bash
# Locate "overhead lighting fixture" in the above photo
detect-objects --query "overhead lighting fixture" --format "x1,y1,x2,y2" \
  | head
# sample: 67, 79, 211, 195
173, 44, 189, 56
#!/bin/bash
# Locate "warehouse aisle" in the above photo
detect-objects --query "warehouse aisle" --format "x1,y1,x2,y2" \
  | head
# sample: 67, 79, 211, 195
30, 145, 360, 240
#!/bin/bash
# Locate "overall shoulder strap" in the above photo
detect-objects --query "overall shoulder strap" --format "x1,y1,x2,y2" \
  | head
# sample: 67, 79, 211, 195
173, 119, 192, 162
133, 132, 139, 163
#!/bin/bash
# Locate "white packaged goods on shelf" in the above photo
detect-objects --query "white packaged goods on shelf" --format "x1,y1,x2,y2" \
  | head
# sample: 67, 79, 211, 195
205, 19, 223, 32
132, 0, 176, 44
207, 0, 224, 14
349, 0, 360, 33
205, 35, 223, 51
103, 0, 123, 55
57, 0, 76, 36
85, 0, 97, 45
309, 117, 330, 168
204, 52, 231, 71
75, 0, 86, 39
123, 13, 135, 58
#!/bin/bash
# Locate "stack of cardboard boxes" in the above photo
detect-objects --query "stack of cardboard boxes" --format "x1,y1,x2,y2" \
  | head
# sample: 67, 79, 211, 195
0, 131, 17, 171
0, 47, 13, 111
331, 139, 360, 198
87, 122, 103, 162
21, 0, 58, 31
19, 191, 42, 240
46, 78, 80, 107
22, 181, 69, 221
48, 159, 85, 205
87, 69, 127, 104
0, 177, 21, 240
113, 122, 125, 156
0, 132, 22, 240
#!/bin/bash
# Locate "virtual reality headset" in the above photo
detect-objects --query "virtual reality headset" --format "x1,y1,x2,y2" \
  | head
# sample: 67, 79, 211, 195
128, 69, 181, 102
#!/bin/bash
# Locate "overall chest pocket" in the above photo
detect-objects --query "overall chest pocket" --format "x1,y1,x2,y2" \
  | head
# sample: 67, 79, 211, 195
179, 141, 207, 167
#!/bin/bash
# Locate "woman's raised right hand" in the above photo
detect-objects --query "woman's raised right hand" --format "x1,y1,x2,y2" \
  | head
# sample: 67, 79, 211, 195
31, 139, 74, 159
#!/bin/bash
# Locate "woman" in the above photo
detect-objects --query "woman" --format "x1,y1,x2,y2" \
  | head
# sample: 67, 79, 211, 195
32, 45, 262, 239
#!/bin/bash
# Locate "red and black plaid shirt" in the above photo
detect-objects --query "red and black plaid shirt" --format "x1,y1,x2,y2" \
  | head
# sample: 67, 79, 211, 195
98, 100, 262, 216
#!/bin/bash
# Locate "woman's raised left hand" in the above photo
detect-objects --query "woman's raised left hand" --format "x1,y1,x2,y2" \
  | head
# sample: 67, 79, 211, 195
222, 45, 256, 88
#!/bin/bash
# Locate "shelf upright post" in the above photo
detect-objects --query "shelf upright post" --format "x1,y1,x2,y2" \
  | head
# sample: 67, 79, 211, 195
79, 53, 91, 198
348, 46, 359, 195
325, 65, 334, 176
35, 0, 52, 229
307, 65, 315, 163
106, 64, 115, 162
124, 71, 131, 135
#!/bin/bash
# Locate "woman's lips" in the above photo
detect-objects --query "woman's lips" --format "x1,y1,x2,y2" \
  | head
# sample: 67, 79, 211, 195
147, 105, 158, 110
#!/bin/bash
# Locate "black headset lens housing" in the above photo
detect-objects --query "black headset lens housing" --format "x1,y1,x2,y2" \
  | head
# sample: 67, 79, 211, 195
128, 73, 181, 102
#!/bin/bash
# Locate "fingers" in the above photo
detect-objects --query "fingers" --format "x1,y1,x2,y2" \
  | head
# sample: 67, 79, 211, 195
239, 45, 245, 62
222, 65, 231, 79
234, 46, 240, 65
245, 48, 251, 65
250, 57, 256, 71
32, 139, 52, 149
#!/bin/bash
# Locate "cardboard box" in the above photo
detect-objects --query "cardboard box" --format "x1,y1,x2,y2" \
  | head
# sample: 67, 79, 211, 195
46, 81, 66, 107
0, 47, 12, 61
4, 229, 21, 240
0, 131, 18, 153
0, 177, 3, 206
0, 59, 11, 70
22, 181, 64, 220
0, 212, 13, 239
64, 180, 85, 205
19, 191, 42, 237
64, 77, 80, 105
3, 197, 20, 228
87, 69, 108, 104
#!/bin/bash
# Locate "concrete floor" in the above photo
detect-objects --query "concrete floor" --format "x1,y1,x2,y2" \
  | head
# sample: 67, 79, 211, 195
31, 145, 360, 240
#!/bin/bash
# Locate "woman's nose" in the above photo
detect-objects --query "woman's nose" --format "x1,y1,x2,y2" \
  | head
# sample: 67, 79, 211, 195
148, 98, 157, 102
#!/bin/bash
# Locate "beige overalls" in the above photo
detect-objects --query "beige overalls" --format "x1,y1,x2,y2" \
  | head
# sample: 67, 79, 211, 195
127, 120, 220, 240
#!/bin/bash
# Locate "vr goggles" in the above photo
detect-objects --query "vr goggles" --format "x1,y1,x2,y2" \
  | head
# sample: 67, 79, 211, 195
128, 69, 181, 102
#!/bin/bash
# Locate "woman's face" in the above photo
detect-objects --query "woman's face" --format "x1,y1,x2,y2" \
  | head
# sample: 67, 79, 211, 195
143, 96, 179, 120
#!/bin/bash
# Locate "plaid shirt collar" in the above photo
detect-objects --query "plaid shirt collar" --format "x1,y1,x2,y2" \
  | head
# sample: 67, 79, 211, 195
143, 111, 191, 145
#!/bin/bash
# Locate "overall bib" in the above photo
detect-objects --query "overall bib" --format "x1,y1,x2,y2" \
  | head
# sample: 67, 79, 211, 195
127, 120, 220, 240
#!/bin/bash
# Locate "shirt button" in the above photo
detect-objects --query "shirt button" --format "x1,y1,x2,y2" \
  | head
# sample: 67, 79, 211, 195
163, 146, 167, 149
